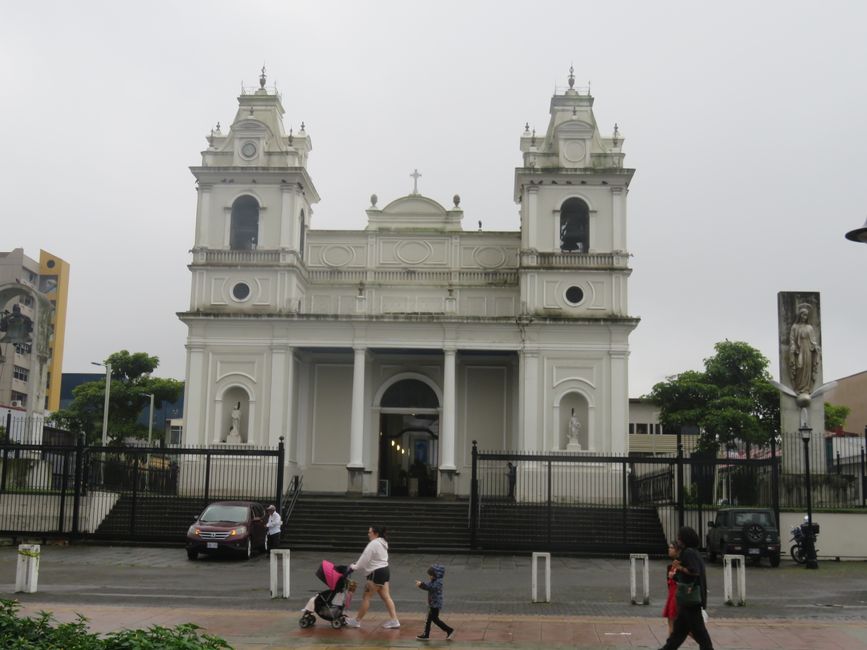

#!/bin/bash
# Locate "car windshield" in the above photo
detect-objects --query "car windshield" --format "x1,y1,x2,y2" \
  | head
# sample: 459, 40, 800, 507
732, 511, 773, 527
200, 504, 248, 523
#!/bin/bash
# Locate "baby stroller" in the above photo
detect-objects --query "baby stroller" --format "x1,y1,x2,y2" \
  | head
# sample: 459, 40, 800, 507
299, 560, 356, 629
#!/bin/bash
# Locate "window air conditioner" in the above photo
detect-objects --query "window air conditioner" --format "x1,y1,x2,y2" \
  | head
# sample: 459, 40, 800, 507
10, 400, 23, 408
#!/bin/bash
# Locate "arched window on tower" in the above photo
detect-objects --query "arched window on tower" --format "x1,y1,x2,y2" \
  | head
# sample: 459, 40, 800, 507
230, 196, 259, 250
560, 198, 589, 253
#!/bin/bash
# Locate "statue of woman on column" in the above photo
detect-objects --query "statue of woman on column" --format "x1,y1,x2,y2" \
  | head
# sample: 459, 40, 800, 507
226, 401, 243, 443
788, 304, 820, 394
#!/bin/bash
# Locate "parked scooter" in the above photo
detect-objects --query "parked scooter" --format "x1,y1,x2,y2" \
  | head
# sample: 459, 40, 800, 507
790, 516, 820, 564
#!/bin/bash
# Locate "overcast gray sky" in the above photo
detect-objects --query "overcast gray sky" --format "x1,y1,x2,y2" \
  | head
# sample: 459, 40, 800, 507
2, 0, 866, 397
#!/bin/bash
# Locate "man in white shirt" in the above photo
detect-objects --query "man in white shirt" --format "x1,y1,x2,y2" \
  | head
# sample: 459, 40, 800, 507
266, 505, 282, 553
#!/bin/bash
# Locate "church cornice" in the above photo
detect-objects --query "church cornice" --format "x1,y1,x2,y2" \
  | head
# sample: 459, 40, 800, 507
189, 167, 320, 202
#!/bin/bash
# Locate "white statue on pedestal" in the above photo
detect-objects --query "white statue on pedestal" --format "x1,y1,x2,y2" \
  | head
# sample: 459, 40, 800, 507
566, 408, 582, 451
226, 401, 243, 443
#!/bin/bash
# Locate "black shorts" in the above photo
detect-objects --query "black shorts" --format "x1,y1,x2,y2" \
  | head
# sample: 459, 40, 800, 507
368, 566, 390, 585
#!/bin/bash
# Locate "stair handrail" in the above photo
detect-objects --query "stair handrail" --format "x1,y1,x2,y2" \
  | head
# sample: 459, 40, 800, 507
281, 474, 303, 523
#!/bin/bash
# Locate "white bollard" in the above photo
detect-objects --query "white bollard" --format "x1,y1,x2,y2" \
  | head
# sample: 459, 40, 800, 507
723, 554, 746, 606
15, 544, 40, 593
270, 549, 291, 598
531, 552, 551, 603
629, 553, 650, 605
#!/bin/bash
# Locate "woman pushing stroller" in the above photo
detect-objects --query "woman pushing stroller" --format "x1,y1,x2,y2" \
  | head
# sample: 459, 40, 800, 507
344, 525, 400, 629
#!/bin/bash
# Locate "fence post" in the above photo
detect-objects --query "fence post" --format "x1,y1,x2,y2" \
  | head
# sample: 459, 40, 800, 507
546, 460, 552, 547
130, 452, 139, 536
204, 449, 212, 503
861, 444, 866, 508
276, 436, 285, 513
676, 429, 685, 531
621, 459, 628, 550
771, 435, 780, 528
58, 449, 69, 533
72, 434, 84, 536
470, 440, 478, 550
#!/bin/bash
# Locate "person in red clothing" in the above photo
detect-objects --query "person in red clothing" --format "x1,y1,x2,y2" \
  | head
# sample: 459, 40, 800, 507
662, 541, 680, 635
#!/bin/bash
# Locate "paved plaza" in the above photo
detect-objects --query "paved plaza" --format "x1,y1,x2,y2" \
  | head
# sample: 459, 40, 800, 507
2, 544, 867, 648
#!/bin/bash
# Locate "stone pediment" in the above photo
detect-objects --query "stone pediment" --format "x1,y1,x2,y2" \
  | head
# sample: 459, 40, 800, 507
366, 194, 463, 232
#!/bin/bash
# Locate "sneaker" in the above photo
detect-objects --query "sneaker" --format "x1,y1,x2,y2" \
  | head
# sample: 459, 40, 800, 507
416, 634, 430, 640
383, 619, 401, 629
446, 631, 456, 641
344, 617, 361, 628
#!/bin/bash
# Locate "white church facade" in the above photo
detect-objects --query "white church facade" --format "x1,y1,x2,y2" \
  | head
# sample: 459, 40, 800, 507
179, 69, 638, 497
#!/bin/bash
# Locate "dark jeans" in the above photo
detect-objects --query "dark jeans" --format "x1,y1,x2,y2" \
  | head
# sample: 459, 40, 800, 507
422, 607, 453, 637
660, 605, 713, 650
267, 533, 280, 552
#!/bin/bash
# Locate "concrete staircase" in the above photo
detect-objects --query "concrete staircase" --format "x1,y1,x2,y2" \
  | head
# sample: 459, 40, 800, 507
282, 495, 471, 553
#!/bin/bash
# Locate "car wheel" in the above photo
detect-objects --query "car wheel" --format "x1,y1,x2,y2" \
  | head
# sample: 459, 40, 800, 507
769, 551, 781, 567
186, 549, 198, 561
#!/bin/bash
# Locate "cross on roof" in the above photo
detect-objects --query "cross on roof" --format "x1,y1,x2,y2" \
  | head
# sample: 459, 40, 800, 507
410, 169, 422, 195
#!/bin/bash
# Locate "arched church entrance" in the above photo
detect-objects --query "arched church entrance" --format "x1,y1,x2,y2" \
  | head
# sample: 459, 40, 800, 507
377, 378, 439, 497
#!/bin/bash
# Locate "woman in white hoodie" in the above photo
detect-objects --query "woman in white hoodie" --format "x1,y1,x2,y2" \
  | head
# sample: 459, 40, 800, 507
345, 525, 400, 629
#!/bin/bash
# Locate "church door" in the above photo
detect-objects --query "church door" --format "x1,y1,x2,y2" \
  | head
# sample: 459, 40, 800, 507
377, 379, 439, 498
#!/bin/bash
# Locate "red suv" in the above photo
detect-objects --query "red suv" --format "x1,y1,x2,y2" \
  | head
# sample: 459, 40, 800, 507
186, 501, 268, 560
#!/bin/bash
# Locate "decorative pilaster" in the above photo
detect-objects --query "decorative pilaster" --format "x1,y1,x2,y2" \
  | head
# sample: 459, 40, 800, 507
519, 350, 540, 450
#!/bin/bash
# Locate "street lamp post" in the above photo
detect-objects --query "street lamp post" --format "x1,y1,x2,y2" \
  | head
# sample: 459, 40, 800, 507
799, 424, 819, 569
146, 393, 155, 446
91, 361, 112, 445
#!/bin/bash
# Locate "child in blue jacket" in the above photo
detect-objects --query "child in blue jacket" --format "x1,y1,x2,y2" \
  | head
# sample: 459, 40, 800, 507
415, 564, 455, 641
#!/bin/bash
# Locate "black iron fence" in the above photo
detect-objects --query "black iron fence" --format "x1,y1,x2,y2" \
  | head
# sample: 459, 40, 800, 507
467, 434, 866, 554
0, 433, 286, 542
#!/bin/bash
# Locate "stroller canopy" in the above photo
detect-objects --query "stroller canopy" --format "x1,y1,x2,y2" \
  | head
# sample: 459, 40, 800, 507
315, 560, 347, 591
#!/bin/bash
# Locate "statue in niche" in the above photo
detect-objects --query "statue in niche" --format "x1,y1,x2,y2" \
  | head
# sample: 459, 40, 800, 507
788, 303, 820, 394
0, 304, 34, 344
226, 401, 243, 443
566, 408, 582, 451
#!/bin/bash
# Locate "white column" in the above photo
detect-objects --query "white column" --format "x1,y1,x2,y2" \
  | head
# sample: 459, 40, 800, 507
279, 186, 294, 249
348, 347, 366, 468
268, 345, 293, 447
440, 348, 457, 471
183, 344, 206, 445
520, 351, 539, 450
526, 186, 539, 250
195, 185, 212, 247
610, 351, 629, 455
611, 186, 626, 251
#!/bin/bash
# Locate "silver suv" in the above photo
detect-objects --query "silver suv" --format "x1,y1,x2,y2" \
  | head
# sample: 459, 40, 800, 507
706, 508, 781, 567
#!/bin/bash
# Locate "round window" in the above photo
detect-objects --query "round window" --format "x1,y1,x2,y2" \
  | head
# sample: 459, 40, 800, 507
232, 282, 251, 301
46, 259, 56, 269
241, 141, 257, 158
565, 286, 584, 305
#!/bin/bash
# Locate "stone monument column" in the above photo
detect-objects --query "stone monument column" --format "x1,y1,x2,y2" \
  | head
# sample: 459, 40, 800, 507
777, 291, 824, 473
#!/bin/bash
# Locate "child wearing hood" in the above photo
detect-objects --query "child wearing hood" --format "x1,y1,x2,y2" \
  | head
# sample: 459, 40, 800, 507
415, 563, 455, 641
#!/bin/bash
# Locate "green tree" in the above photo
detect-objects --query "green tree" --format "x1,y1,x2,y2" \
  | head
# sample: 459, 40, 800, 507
52, 350, 183, 444
648, 340, 780, 453
824, 402, 850, 432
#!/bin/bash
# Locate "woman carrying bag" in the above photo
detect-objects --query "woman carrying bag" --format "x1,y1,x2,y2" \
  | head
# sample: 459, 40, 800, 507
658, 526, 714, 650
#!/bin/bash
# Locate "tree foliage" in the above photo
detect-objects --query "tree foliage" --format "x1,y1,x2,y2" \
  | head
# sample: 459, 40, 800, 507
648, 340, 780, 452
824, 402, 850, 432
52, 350, 183, 444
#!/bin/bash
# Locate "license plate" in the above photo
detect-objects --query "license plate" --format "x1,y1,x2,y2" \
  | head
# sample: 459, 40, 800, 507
748, 548, 760, 555
207, 542, 218, 549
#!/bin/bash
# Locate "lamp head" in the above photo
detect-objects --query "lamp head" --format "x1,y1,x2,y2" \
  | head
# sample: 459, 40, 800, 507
799, 425, 812, 441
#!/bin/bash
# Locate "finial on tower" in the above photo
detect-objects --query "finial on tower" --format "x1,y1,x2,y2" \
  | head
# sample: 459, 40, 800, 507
612, 123, 620, 146
568, 64, 575, 90
524, 122, 530, 133
215, 122, 221, 133
288, 127, 293, 146
300, 121, 306, 132
259, 65, 267, 89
